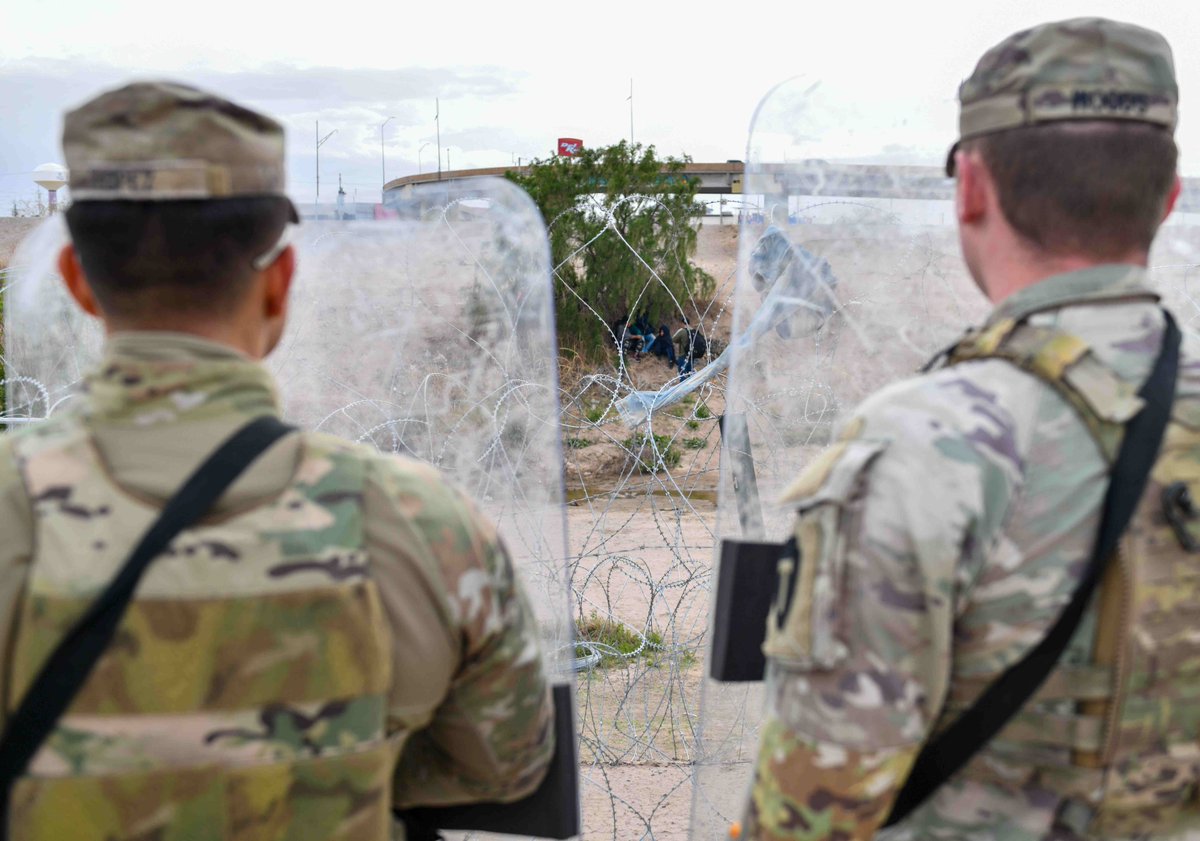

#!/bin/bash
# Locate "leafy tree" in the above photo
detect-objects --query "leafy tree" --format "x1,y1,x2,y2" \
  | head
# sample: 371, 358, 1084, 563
508, 141, 713, 356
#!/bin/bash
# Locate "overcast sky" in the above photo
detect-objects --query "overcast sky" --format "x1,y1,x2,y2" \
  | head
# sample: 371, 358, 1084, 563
2, 0, 1196, 208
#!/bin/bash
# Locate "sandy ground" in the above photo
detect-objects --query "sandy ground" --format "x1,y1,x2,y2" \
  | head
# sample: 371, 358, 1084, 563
567, 490, 717, 839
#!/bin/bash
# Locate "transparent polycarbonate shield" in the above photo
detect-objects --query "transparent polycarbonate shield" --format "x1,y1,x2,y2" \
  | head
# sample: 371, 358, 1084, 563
281, 180, 573, 690
2, 216, 101, 426
3, 177, 574, 729
690, 77, 990, 836
1153, 157, 1200, 334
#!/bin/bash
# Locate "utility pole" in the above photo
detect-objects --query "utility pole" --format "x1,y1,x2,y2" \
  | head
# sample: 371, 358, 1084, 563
627, 78, 634, 147
446, 147, 451, 172
316, 120, 337, 208
380, 115, 395, 201
435, 98, 442, 181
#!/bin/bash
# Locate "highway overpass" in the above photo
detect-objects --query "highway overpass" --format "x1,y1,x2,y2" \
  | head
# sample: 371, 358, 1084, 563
384, 161, 1200, 212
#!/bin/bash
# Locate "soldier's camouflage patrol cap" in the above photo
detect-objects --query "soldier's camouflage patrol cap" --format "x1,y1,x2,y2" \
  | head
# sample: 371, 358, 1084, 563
947, 18, 1178, 175
63, 81, 299, 222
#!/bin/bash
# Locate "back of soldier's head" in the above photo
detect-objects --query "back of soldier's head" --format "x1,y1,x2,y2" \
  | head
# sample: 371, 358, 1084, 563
62, 82, 298, 321
949, 19, 1179, 259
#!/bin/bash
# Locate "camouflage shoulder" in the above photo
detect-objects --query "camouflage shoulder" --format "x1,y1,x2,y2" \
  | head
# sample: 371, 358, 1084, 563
291, 428, 387, 463
0, 427, 26, 491
854, 360, 1039, 463
780, 361, 1035, 505
0, 416, 76, 544
295, 430, 496, 542
1, 411, 90, 462
346, 440, 502, 568
781, 361, 1035, 590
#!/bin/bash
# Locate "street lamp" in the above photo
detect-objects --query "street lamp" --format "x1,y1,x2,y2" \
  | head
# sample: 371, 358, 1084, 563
435, 98, 442, 181
418, 142, 432, 175
380, 116, 395, 201
315, 121, 337, 208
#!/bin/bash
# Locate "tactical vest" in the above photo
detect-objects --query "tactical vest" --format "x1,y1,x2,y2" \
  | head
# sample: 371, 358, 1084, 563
937, 315, 1200, 838
5, 421, 394, 841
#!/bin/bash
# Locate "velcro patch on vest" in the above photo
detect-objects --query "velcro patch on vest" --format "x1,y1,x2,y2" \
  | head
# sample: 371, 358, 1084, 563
1063, 356, 1144, 423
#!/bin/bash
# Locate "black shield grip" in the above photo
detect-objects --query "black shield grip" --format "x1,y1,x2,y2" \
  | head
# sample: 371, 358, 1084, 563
397, 682, 580, 839
709, 538, 794, 682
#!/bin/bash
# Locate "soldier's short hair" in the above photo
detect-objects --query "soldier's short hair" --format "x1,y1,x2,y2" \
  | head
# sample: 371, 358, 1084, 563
64, 197, 292, 320
963, 121, 1177, 259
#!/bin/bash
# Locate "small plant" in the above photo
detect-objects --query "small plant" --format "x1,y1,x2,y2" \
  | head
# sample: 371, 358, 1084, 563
565, 437, 593, 449
683, 437, 706, 450
621, 432, 681, 473
585, 405, 608, 424
695, 402, 711, 419
681, 393, 696, 405
575, 613, 671, 669
686, 419, 700, 430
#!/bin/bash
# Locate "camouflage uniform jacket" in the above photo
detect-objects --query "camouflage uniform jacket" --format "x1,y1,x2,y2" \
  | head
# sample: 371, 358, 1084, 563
747, 265, 1200, 840
0, 332, 554, 839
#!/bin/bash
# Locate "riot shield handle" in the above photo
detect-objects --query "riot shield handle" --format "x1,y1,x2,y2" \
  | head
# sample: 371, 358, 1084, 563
708, 538, 793, 682
396, 682, 581, 839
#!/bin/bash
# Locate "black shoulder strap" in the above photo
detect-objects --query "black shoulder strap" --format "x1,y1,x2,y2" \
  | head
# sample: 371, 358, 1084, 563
885, 311, 1181, 826
0, 415, 295, 830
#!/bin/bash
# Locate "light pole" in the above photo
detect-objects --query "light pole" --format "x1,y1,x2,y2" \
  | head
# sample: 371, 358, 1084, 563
435, 98, 442, 181
627, 78, 634, 146
380, 116, 395, 201
446, 147, 451, 172
315, 121, 337, 209
419, 142, 432, 174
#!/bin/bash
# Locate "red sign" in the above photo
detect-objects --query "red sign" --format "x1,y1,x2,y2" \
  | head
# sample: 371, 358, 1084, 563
557, 138, 583, 157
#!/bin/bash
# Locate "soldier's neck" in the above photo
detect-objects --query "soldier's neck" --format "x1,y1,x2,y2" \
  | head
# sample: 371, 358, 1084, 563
101, 317, 273, 360
982, 242, 1150, 306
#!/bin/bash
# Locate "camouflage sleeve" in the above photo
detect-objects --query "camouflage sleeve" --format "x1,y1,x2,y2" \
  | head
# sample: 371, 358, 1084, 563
365, 456, 554, 809
746, 370, 1025, 840
0, 438, 33, 728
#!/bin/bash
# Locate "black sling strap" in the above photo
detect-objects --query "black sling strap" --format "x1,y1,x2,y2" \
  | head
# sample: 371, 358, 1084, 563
885, 311, 1181, 826
0, 415, 295, 834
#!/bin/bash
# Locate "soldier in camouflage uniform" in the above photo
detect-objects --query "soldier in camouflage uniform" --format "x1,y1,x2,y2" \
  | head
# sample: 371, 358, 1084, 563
0, 82, 554, 839
745, 19, 1200, 841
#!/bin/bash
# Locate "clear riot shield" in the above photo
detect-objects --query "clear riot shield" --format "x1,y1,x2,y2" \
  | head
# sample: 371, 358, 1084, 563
3, 178, 579, 839
690, 77, 990, 836
2, 216, 101, 426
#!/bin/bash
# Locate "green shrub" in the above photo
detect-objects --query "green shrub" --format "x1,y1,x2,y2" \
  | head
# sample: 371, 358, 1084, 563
565, 437, 593, 449
686, 419, 700, 430
683, 437, 706, 450
695, 402, 711, 419
621, 432, 681, 472
585, 405, 607, 424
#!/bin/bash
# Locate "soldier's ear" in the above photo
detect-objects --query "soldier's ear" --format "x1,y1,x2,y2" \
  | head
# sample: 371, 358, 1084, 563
1163, 174, 1182, 223
954, 150, 989, 226
57, 244, 103, 320
262, 245, 294, 319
